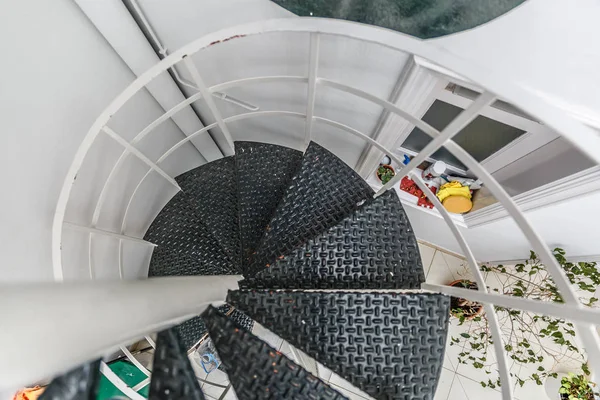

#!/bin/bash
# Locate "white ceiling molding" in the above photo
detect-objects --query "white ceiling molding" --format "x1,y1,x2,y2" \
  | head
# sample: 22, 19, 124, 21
464, 165, 600, 228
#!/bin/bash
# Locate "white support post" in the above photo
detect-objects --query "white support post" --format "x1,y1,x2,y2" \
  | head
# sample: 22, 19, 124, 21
376, 91, 495, 196
101, 126, 181, 190
0, 276, 240, 390
63, 222, 157, 247
304, 33, 320, 149
182, 56, 235, 153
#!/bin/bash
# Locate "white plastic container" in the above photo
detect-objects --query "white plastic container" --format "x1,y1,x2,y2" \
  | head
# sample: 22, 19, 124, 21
422, 161, 446, 180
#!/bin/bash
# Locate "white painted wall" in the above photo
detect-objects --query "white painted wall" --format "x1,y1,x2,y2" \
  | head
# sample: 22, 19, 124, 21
408, 188, 600, 263
433, 0, 600, 129
0, 0, 204, 282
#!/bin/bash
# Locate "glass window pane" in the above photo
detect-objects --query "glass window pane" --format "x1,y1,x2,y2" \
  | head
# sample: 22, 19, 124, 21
402, 100, 527, 170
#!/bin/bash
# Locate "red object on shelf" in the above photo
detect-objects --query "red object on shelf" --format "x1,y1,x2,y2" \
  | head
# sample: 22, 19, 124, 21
399, 177, 436, 209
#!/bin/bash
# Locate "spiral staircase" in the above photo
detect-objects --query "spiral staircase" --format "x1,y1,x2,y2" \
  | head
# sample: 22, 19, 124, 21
4, 15, 600, 400
41, 140, 450, 400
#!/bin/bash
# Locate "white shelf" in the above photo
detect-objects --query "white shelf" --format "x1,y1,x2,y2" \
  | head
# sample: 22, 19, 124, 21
367, 167, 467, 228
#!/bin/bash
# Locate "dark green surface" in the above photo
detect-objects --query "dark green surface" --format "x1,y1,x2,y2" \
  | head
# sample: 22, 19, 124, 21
97, 360, 149, 399
272, 0, 524, 39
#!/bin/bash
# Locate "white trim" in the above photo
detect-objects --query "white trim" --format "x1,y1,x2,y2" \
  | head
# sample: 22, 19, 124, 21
485, 253, 600, 265
465, 165, 600, 228
304, 33, 320, 148
102, 126, 181, 190
63, 222, 157, 247
182, 57, 235, 152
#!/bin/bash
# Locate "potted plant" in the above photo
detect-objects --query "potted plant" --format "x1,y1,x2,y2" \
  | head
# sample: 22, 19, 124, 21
559, 373, 598, 399
448, 249, 599, 390
376, 164, 395, 185
448, 279, 484, 320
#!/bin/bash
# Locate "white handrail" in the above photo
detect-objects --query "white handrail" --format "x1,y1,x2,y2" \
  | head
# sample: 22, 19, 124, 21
0, 276, 239, 391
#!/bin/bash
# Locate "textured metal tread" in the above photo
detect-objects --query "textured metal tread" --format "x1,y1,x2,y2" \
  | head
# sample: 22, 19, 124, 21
242, 190, 425, 290
173, 304, 254, 351
144, 191, 236, 278
248, 142, 373, 277
150, 328, 205, 400
176, 157, 241, 268
39, 359, 101, 400
228, 290, 450, 400
235, 141, 303, 271
202, 305, 348, 400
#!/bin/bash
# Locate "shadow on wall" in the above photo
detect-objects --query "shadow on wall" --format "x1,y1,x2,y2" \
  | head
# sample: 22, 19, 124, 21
271, 0, 525, 39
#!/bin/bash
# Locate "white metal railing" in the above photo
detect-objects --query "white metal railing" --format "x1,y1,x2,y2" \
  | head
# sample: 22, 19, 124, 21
12, 17, 595, 398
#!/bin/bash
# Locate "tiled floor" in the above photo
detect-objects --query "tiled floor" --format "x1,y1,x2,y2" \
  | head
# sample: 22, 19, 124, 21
189, 241, 579, 400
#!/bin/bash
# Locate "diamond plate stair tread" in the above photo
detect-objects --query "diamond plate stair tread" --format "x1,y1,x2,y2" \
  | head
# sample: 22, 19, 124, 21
176, 157, 241, 266
228, 290, 450, 400
235, 141, 303, 271
149, 328, 205, 400
39, 359, 101, 400
248, 141, 374, 276
144, 191, 235, 277
241, 190, 425, 290
202, 305, 348, 400
174, 304, 254, 351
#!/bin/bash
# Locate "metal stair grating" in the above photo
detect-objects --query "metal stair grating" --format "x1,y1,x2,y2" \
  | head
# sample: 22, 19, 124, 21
235, 141, 303, 272
241, 190, 425, 290
227, 290, 450, 400
202, 305, 348, 400
247, 141, 374, 277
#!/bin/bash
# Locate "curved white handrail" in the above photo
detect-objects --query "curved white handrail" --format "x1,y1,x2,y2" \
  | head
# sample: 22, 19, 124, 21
49, 18, 600, 399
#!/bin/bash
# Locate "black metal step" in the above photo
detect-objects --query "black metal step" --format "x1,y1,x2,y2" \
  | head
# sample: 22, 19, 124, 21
39, 359, 101, 400
247, 142, 374, 277
241, 190, 425, 290
201, 305, 348, 400
173, 304, 254, 353
235, 141, 303, 272
150, 328, 205, 400
176, 156, 241, 267
144, 192, 236, 277
228, 290, 450, 400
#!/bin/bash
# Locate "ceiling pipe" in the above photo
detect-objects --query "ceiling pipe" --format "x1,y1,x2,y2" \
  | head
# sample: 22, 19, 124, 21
127, 0, 259, 112
74, 0, 224, 160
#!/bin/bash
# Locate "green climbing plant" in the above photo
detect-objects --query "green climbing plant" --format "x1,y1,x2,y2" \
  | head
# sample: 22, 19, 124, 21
449, 248, 600, 390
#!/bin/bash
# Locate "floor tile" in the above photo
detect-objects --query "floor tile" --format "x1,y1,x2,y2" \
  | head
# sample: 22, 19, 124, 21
329, 383, 371, 400
252, 322, 283, 350
433, 367, 454, 400
446, 374, 469, 400
317, 361, 333, 382
455, 375, 502, 400
440, 251, 468, 278
427, 251, 457, 285
329, 372, 373, 399
444, 317, 467, 371
418, 242, 436, 275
